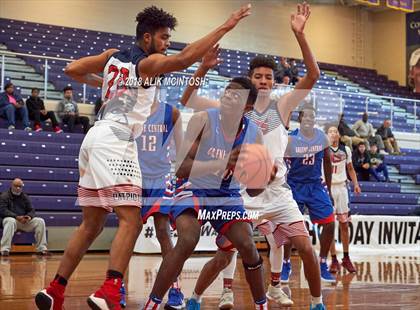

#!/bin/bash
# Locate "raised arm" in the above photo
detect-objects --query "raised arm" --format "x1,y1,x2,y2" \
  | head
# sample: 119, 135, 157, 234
64, 49, 118, 87
138, 4, 251, 80
180, 44, 221, 111
277, 2, 321, 123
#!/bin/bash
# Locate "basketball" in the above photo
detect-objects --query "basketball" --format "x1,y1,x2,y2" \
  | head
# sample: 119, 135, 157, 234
234, 144, 274, 189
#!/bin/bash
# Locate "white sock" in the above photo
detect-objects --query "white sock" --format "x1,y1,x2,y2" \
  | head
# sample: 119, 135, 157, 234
266, 233, 283, 273
191, 291, 202, 303
222, 250, 238, 279
311, 295, 323, 306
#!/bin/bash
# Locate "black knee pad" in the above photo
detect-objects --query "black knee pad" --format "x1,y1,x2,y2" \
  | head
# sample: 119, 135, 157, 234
242, 255, 263, 271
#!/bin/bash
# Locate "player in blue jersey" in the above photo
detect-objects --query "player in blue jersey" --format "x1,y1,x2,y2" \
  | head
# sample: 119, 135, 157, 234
282, 102, 336, 283
36, 5, 252, 310
143, 77, 273, 310
138, 99, 184, 309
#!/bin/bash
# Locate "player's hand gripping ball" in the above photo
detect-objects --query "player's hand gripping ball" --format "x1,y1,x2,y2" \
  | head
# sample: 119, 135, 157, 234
233, 144, 274, 189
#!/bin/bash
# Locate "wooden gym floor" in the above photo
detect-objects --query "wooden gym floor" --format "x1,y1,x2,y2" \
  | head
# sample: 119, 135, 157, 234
0, 253, 419, 309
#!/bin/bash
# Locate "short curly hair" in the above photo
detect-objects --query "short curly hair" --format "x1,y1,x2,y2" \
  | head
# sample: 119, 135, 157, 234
248, 55, 277, 77
230, 77, 258, 106
136, 6, 177, 40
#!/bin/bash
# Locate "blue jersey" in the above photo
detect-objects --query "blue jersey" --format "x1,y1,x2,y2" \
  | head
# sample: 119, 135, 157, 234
138, 102, 174, 179
190, 109, 259, 197
287, 128, 329, 183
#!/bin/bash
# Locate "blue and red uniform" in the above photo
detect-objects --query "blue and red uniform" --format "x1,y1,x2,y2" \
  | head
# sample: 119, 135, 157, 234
138, 102, 174, 223
287, 128, 334, 224
171, 108, 259, 234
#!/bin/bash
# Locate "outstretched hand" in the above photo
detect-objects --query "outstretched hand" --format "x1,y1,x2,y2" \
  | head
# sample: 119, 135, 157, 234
291, 2, 311, 35
223, 3, 251, 31
202, 44, 222, 69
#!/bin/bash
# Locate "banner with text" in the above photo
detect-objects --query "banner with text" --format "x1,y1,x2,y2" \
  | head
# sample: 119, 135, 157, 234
134, 215, 420, 254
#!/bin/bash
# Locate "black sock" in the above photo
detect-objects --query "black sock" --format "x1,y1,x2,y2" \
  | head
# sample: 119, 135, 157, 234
343, 252, 349, 258
106, 269, 123, 279
54, 274, 68, 286
331, 254, 337, 261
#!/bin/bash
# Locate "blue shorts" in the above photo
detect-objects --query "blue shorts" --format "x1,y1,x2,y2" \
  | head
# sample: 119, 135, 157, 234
288, 180, 334, 224
170, 192, 251, 234
141, 176, 172, 223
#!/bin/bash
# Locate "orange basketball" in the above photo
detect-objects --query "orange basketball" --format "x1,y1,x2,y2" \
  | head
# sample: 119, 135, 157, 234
233, 144, 274, 189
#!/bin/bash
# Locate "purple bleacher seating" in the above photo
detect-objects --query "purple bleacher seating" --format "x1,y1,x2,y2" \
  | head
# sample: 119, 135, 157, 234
385, 155, 420, 166
0, 180, 77, 196
0, 166, 79, 182
0, 152, 78, 168
350, 192, 418, 205
0, 128, 84, 144
30, 196, 76, 211
38, 212, 118, 227
0, 139, 80, 156
416, 175, 420, 185
350, 204, 418, 216
398, 164, 420, 175
351, 181, 401, 193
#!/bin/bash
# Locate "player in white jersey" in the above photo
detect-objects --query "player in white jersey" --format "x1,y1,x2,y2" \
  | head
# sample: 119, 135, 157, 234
326, 124, 361, 274
182, 4, 327, 310
35, 5, 252, 310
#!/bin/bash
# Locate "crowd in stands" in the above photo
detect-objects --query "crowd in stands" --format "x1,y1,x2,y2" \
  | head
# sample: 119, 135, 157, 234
275, 57, 299, 85
0, 82, 91, 134
337, 111, 402, 183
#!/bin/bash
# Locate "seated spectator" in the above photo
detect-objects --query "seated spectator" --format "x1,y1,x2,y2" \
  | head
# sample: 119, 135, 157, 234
0, 82, 31, 131
275, 57, 291, 83
368, 144, 390, 182
289, 58, 299, 85
352, 142, 375, 182
26, 88, 62, 133
58, 86, 90, 134
0, 178, 49, 256
281, 75, 291, 85
376, 119, 401, 155
337, 113, 364, 148
352, 112, 386, 153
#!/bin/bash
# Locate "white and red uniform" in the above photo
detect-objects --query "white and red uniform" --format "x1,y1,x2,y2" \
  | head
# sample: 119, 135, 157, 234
330, 144, 352, 222
244, 101, 309, 247
78, 46, 158, 211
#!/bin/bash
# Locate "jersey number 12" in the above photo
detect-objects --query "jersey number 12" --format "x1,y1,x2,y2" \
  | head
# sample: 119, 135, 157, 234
141, 135, 157, 152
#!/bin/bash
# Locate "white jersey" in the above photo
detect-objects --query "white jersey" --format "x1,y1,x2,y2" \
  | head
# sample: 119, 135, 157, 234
98, 45, 158, 138
246, 100, 288, 184
330, 144, 352, 184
